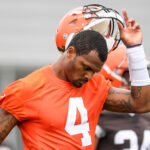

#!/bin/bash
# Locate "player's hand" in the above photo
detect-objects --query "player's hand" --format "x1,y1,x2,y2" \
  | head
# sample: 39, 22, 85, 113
118, 9, 142, 47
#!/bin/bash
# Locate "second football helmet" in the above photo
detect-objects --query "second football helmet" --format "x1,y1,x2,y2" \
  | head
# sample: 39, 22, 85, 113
100, 45, 150, 89
55, 4, 124, 53
100, 45, 129, 89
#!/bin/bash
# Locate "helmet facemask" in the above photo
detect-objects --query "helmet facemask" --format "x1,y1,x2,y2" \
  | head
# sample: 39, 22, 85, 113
81, 4, 124, 53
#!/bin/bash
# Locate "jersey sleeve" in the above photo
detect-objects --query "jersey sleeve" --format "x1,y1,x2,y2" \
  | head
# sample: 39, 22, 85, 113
0, 79, 38, 121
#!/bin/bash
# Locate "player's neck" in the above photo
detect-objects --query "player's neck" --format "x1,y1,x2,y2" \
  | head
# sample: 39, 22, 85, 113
51, 58, 67, 81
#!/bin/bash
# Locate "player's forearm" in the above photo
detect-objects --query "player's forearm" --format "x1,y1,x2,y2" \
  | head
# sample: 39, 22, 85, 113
104, 86, 150, 113
126, 45, 150, 112
104, 87, 135, 113
0, 108, 18, 144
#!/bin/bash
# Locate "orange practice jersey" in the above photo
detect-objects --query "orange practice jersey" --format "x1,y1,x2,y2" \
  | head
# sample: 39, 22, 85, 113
0, 65, 111, 150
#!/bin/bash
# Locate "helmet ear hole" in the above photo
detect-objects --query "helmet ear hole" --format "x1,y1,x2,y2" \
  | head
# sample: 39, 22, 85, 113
69, 19, 77, 25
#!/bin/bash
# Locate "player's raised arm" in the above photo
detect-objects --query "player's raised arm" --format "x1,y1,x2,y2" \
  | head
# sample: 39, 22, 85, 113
0, 108, 18, 144
103, 10, 150, 113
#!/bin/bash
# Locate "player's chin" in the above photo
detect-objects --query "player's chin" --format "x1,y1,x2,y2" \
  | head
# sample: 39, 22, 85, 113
72, 81, 83, 88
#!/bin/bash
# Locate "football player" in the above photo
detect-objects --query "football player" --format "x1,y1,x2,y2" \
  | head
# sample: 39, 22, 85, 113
56, 4, 150, 150
0, 4, 150, 150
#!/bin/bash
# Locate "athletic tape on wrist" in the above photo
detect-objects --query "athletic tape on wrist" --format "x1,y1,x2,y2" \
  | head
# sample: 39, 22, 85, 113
127, 45, 150, 86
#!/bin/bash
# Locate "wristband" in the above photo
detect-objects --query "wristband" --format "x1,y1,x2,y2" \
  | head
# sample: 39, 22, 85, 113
127, 43, 142, 48
127, 45, 150, 86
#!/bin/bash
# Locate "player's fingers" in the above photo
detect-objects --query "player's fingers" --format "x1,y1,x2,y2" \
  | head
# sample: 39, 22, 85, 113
117, 21, 124, 32
133, 23, 141, 30
128, 19, 135, 26
122, 9, 129, 26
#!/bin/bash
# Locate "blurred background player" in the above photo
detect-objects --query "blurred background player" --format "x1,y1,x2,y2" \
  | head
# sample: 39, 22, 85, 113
95, 45, 150, 150
55, 4, 150, 150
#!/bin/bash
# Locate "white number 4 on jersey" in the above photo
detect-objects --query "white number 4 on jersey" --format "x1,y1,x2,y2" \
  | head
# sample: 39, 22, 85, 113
65, 97, 92, 147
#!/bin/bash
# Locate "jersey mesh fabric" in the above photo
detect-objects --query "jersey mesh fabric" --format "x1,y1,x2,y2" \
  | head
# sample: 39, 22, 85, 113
0, 65, 111, 150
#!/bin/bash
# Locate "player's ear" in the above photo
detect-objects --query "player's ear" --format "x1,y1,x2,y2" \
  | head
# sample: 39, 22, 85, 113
66, 46, 76, 59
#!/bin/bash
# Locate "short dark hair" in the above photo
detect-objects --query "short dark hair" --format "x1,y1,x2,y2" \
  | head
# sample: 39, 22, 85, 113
67, 30, 108, 62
